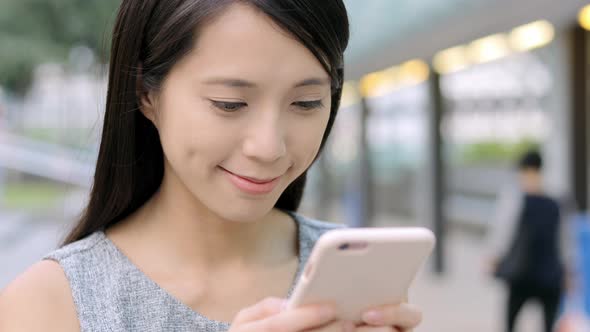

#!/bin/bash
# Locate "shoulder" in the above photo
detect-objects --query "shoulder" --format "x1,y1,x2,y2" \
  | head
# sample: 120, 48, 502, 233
0, 260, 79, 332
297, 213, 345, 233
288, 211, 346, 243
528, 194, 561, 211
44, 231, 105, 262
0, 232, 107, 332
286, 212, 346, 266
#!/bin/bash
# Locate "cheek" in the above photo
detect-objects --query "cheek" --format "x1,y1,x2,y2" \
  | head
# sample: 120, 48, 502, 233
288, 112, 331, 168
156, 99, 238, 168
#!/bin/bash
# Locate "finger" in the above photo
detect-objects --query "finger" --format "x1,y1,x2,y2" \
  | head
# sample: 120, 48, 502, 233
361, 303, 422, 328
306, 320, 356, 332
355, 326, 394, 332
394, 328, 413, 332
247, 303, 337, 332
233, 297, 285, 324
355, 325, 413, 332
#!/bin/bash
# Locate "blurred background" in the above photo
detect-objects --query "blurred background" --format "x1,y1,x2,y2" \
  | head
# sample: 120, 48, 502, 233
2, 0, 590, 331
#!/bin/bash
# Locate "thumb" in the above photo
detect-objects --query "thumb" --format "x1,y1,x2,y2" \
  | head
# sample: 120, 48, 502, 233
232, 297, 285, 325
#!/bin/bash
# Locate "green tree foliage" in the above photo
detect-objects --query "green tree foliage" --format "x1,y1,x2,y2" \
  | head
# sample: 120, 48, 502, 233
0, 0, 120, 94
459, 139, 540, 165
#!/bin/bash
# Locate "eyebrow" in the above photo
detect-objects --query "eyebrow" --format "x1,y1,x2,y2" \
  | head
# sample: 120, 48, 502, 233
202, 77, 331, 89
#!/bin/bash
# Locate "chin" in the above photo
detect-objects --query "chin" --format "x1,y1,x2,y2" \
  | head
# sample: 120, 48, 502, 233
212, 200, 277, 223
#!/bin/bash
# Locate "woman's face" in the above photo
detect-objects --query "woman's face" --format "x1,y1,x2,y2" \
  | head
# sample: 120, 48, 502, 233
142, 3, 331, 222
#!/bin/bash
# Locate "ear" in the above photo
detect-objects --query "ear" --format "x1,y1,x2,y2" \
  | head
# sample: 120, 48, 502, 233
136, 63, 158, 126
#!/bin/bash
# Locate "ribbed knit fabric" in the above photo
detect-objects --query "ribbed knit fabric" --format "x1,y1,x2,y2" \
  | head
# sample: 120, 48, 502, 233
43, 212, 342, 331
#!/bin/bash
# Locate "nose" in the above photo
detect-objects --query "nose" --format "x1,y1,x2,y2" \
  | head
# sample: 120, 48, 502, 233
242, 113, 287, 163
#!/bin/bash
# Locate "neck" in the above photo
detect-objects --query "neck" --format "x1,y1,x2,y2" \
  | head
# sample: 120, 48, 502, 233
108, 170, 297, 273
521, 171, 543, 195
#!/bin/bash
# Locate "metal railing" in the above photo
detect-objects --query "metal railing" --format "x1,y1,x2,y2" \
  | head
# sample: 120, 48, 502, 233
0, 132, 94, 188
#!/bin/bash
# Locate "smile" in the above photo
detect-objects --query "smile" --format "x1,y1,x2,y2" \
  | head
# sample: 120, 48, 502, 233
219, 167, 282, 195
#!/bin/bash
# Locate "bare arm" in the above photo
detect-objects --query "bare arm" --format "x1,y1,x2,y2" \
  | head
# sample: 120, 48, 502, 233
0, 260, 79, 332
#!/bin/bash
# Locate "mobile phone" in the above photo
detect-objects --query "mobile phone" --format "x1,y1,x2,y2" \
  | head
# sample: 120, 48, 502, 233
286, 227, 435, 322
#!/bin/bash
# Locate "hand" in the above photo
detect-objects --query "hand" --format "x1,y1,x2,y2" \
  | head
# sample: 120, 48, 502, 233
228, 297, 356, 332
357, 303, 422, 332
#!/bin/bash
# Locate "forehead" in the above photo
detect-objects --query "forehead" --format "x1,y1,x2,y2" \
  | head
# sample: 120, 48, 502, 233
174, 3, 328, 84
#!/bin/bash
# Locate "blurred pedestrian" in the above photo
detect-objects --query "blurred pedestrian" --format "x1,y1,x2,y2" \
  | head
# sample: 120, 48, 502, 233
487, 150, 570, 332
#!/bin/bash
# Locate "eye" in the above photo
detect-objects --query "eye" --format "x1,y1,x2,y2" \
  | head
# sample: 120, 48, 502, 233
292, 100, 324, 111
210, 100, 247, 112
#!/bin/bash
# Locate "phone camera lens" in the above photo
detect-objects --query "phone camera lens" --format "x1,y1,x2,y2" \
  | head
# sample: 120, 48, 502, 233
338, 243, 349, 250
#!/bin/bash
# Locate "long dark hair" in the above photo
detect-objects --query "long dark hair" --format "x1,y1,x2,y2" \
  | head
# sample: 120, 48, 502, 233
63, 0, 349, 245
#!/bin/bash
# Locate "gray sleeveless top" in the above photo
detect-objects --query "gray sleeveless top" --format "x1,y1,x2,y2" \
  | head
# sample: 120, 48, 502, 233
43, 212, 342, 332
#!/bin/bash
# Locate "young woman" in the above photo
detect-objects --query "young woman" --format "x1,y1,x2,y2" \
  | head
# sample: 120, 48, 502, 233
0, 1, 423, 331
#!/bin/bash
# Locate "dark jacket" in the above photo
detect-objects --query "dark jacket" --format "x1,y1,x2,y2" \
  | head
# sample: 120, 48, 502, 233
509, 194, 564, 287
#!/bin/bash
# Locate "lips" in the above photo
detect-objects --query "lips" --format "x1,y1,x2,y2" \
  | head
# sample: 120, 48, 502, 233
220, 167, 282, 195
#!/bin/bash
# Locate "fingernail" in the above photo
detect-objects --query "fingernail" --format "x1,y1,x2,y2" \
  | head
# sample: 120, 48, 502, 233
362, 310, 384, 325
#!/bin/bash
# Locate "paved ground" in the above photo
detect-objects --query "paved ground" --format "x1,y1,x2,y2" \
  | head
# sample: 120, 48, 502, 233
369, 216, 544, 331
409, 230, 542, 331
